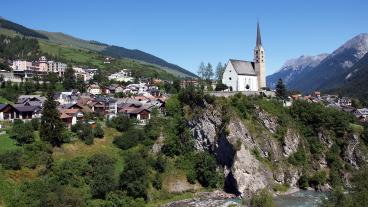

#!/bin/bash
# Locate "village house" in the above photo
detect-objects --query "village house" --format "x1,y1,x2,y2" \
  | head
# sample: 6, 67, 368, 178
90, 96, 117, 118
0, 104, 17, 121
87, 84, 101, 95
118, 103, 152, 124
353, 108, 368, 122
108, 69, 134, 82
59, 108, 84, 128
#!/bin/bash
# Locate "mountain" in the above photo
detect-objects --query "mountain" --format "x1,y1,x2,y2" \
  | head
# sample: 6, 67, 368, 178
333, 52, 368, 100
267, 54, 328, 89
289, 33, 368, 92
0, 18, 196, 78
267, 33, 368, 93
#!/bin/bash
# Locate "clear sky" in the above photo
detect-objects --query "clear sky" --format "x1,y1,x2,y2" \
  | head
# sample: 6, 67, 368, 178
1, 0, 367, 75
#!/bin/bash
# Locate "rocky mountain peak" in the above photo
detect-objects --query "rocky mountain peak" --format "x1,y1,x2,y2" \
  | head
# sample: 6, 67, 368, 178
332, 33, 368, 60
280, 54, 329, 72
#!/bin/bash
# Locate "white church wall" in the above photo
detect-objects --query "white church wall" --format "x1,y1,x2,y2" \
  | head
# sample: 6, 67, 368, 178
222, 61, 238, 91
237, 75, 258, 91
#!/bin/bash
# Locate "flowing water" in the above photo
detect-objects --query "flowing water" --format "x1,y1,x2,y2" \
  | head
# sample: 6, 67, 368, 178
273, 190, 326, 207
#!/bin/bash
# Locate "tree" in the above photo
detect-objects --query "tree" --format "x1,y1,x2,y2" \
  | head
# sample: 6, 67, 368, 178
63, 64, 76, 90
215, 62, 225, 81
197, 62, 206, 80
93, 123, 104, 138
40, 91, 65, 147
275, 78, 288, 100
88, 154, 116, 198
249, 189, 276, 207
76, 76, 86, 93
11, 121, 35, 145
204, 63, 214, 81
119, 152, 149, 199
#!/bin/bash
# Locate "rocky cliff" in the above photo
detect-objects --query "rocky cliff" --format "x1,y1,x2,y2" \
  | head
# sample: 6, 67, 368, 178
188, 103, 303, 198
187, 102, 368, 198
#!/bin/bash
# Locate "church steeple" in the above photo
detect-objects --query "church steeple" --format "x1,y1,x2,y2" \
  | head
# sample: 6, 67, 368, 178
256, 21, 262, 47
254, 21, 266, 89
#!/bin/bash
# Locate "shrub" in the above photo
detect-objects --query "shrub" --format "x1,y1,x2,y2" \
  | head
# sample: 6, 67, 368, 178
152, 173, 162, 190
250, 189, 276, 207
120, 153, 149, 199
93, 123, 104, 138
109, 115, 134, 132
10, 121, 35, 145
113, 128, 146, 150
0, 150, 22, 170
31, 118, 40, 130
194, 152, 221, 188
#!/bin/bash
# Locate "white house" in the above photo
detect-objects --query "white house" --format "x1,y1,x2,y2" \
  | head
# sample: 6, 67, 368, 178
88, 84, 101, 95
222, 22, 266, 91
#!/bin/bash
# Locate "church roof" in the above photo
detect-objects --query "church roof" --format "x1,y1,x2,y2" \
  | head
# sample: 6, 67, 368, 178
229, 59, 256, 76
256, 21, 262, 47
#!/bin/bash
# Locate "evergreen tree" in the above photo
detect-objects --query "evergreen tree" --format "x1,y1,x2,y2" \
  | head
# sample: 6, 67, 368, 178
63, 65, 76, 90
204, 63, 214, 81
215, 62, 225, 81
275, 79, 288, 100
76, 76, 86, 93
197, 62, 206, 80
40, 91, 65, 147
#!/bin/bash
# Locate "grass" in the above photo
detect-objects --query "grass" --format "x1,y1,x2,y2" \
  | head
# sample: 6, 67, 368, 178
39, 40, 105, 67
52, 126, 125, 176
349, 123, 364, 135
0, 168, 17, 207
0, 134, 19, 154
0, 97, 13, 105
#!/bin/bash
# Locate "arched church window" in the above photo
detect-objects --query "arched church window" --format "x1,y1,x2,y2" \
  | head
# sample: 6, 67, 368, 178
229, 77, 232, 80
246, 84, 250, 90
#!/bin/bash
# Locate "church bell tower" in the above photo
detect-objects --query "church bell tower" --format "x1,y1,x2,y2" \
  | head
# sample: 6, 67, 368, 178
254, 21, 266, 89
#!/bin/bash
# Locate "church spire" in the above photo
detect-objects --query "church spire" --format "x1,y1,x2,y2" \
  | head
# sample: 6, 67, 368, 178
256, 21, 262, 47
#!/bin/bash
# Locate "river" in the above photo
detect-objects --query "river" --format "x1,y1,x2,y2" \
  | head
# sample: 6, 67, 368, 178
274, 190, 326, 207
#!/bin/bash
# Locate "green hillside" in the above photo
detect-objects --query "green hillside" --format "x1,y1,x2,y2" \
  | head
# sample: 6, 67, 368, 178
0, 18, 196, 78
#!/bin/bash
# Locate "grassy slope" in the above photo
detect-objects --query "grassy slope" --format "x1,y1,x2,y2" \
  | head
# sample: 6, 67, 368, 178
37, 30, 106, 52
0, 134, 18, 154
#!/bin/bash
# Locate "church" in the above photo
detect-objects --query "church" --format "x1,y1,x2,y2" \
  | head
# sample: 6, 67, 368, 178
222, 22, 266, 91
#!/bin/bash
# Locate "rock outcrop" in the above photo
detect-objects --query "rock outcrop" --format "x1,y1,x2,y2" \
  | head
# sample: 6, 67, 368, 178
283, 129, 301, 157
189, 105, 297, 197
254, 106, 278, 133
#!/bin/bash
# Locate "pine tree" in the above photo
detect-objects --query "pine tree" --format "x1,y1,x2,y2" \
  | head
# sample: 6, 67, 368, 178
215, 62, 225, 81
275, 78, 288, 100
76, 77, 86, 93
63, 65, 76, 90
197, 62, 206, 80
40, 91, 64, 147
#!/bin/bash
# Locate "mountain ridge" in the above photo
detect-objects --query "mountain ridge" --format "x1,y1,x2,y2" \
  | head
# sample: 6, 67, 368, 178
0, 18, 196, 78
267, 33, 368, 93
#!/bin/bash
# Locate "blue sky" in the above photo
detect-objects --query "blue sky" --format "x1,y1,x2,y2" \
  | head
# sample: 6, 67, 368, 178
1, 0, 367, 75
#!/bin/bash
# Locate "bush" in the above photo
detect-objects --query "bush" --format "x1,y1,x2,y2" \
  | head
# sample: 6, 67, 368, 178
119, 153, 149, 199
250, 189, 276, 207
88, 154, 116, 198
309, 171, 327, 188
109, 115, 134, 132
194, 152, 221, 188
10, 121, 35, 145
113, 128, 146, 150
31, 118, 40, 130
93, 123, 104, 138
152, 173, 162, 190
0, 150, 22, 170
288, 147, 307, 166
